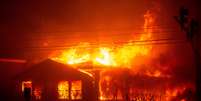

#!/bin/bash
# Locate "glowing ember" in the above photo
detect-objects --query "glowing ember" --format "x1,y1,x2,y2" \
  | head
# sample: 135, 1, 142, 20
164, 85, 195, 101
145, 70, 162, 77
33, 87, 42, 100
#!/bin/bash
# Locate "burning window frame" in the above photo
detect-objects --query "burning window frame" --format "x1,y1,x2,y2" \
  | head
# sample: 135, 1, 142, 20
57, 80, 82, 100
21, 81, 42, 100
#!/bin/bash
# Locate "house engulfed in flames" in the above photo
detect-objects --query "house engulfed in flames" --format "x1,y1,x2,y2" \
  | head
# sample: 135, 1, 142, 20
15, 9, 195, 101
15, 58, 195, 101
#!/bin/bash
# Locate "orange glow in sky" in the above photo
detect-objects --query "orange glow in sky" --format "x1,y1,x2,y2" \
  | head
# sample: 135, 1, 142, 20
51, 10, 154, 67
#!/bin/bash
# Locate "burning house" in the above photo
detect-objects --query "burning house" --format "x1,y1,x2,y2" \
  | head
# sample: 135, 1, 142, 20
0, 0, 199, 101
15, 59, 95, 101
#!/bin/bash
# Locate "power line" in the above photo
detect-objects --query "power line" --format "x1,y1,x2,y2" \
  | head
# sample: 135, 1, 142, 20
1, 38, 188, 51
3, 31, 185, 43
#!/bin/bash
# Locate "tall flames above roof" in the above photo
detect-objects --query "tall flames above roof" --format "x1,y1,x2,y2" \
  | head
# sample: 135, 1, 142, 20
51, 10, 154, 67
49, 2, 196, 100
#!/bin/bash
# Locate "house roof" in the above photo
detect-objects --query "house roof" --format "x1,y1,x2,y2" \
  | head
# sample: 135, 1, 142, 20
15, 59, 94, 82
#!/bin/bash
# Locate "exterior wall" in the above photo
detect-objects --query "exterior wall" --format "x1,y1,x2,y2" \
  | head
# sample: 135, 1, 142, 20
17, 79, 95, 101
82, 80, 96, 101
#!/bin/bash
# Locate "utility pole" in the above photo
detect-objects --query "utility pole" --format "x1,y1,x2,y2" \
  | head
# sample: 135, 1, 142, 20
174, 6, 200, 101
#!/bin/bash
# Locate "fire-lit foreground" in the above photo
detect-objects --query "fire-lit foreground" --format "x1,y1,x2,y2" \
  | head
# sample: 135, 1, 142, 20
98, 69, 195, 101
21, 67, 195, 101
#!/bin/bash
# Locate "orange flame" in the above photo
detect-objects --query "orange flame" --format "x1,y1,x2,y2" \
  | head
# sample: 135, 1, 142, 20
51, 10, 154, 68
165, 86, 194, 101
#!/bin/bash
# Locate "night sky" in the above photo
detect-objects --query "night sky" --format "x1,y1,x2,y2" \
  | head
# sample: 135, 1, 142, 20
0, 0, 199, 59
